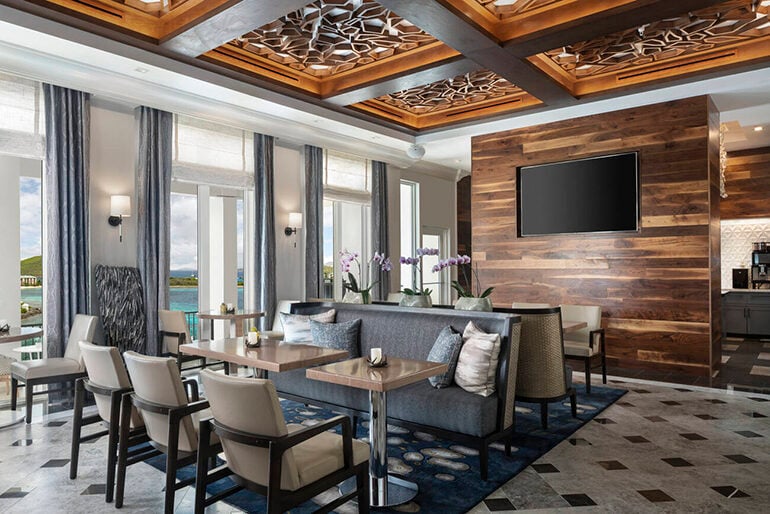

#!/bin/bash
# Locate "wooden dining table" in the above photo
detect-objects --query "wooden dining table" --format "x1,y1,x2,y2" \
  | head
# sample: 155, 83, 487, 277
198, 310, 265, 339
179, 337, 348, 376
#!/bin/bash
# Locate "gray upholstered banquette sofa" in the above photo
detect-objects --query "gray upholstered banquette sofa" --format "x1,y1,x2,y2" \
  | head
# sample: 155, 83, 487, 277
271, 302, 522, 479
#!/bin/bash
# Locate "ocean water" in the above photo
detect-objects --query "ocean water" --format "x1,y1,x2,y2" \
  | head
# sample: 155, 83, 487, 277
20, 286, 244, 326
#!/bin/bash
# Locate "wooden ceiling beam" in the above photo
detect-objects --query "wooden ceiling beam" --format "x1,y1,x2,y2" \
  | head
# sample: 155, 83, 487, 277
505, 0, 730, 57
160, 0, 309, 57
324, 57, 481, 106
376, 0, 575, 106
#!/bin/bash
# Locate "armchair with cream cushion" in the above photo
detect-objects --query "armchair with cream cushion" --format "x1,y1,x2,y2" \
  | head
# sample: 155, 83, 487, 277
195, 369, 369, 514
11, 313, 98, 423
117, 352, 221, 513
159, 309, 226, 372
560, 304, 606, 394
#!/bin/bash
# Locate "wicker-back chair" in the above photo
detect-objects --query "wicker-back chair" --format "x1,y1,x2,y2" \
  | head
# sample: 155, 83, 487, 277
511, 307, 577, 429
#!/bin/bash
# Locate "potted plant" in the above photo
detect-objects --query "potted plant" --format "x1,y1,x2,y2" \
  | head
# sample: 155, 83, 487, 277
399, 248, 439, 308
435, 255, 494, 311
340, 250, 392, 304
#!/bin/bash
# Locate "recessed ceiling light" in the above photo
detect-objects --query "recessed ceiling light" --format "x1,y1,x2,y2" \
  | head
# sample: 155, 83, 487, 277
493, 0, 519, 5
134, 67, 149, 74
755, 126, 764, 132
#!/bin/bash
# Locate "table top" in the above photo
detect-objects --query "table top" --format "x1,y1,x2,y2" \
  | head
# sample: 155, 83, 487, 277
562, 320, 588, 333
0, 327, 43, 344
306, 357, 448, 393
198, 310, 265, 320
179, 338, 347, 372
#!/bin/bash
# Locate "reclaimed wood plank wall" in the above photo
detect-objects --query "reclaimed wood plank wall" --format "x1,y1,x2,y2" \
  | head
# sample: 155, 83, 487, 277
722, 146, 770, 220
470, 96, 721, 376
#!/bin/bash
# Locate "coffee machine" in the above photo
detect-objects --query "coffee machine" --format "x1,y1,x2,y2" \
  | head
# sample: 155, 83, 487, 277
751, 242, 770, 288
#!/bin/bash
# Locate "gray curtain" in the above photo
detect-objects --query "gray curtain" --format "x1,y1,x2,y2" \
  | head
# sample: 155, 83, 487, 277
371, 160, 390, 301
136, 106, 172, 356
254, 134, 276, 330
305, 145, 324, 300
43, 84, 91, 358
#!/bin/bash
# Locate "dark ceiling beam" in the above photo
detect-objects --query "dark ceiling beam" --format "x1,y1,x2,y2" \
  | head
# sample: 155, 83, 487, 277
505, 0, 730, 57
324, 57, 483, 106
160, 0, 308, 57
376, 0, 575, 106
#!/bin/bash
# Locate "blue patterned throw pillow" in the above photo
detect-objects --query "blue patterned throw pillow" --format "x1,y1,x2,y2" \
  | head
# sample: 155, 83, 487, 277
426, 325, 463, 388
309, 318, 362, 358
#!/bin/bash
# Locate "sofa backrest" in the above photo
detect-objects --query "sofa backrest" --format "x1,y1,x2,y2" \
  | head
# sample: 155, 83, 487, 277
291, 302, 521, 431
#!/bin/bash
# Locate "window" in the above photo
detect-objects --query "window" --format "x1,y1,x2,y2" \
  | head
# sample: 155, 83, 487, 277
0, 72, 45, 159
421, 228, 450, 305
170, 115, 253, 334
322, 150, 371, 299
400, 180, 419, 292
19, 169, 43, 328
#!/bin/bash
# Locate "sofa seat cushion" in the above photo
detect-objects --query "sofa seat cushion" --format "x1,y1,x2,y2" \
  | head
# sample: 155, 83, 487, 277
273, 369, 369, 412
563, 340, 599, 357
12, 357, 84, 380
388, 381, 498, 437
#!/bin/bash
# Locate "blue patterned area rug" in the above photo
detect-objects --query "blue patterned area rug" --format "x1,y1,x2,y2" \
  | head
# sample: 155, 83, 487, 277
150, 383, 625, 513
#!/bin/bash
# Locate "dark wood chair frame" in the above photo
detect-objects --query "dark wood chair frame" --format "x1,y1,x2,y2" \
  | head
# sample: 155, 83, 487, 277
11, 370, 85, 424
159, 329, 229, 375
115, 379, 217, 514
194, 414, 369, 514
565, 328, 607, 394
69, 378, 161, 502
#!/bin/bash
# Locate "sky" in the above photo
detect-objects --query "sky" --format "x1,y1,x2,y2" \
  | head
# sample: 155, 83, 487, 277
169, 192, 244, 271
19, 176, 41, 260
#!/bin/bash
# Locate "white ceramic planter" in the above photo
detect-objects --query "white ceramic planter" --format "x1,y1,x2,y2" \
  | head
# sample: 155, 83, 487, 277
399, 294, 433, 308
342, 291, 372, 304
454, 297, 492, 312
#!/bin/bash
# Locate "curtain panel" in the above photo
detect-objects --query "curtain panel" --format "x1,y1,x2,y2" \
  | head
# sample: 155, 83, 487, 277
136, 106, 172, 356
304, 145, 324, 300
254, 134, 276, 330
43, 84, 91, 358
371, 160, 389, 301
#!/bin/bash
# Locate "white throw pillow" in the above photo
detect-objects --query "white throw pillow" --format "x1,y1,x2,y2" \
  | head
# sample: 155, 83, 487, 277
280, 309, 336, 342
454, 321, 501, 397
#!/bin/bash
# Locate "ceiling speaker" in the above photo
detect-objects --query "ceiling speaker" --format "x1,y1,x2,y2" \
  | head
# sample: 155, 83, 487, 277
406, 144, 426, 160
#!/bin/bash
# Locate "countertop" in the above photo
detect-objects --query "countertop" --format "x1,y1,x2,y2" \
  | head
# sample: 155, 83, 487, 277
721, 288, 770, 295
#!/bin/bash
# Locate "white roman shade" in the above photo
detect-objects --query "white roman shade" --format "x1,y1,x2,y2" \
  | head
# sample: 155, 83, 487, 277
0, 72, 45, 159
172, 114, 254, 188
323, 149, 370, 202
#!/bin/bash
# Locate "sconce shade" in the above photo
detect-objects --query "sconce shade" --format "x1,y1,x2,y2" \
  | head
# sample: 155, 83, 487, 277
110, 195, 131, 217
288, 212, 303, 229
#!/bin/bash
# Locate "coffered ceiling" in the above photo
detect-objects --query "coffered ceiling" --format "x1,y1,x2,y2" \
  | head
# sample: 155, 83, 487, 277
6, 0, 770, 134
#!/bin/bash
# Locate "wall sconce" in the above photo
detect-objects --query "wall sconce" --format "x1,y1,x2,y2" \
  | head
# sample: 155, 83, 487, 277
285, 212, 303, 247
108, 195, 131, 243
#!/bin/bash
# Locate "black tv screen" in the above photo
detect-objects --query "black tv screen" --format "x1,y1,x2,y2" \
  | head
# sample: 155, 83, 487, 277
517, 152, 639, 237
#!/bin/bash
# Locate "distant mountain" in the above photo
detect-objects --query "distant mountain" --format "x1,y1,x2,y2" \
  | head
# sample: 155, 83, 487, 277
20, 255, 42, 277
170, 269, 198, 278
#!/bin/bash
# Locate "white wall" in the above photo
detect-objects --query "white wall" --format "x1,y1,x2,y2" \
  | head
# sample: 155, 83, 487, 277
273, 145, 304, 302
721, 218, 770, 287
89, 101, 137, 271
0, 155, 22, 326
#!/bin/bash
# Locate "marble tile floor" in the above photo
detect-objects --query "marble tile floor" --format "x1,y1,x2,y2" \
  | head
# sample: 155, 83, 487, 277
0, 374, 768, 514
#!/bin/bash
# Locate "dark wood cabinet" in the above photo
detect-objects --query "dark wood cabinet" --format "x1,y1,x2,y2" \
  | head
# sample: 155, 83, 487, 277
723, 292, 770, 336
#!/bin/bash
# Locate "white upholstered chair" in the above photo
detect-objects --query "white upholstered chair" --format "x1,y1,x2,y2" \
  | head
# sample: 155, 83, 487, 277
158, 309, 214, 372
11, 314, 98, 423
560, 304, 606, 393
195, 369, 369, 514
118, 351, 218, 513
71, 342, 155, 503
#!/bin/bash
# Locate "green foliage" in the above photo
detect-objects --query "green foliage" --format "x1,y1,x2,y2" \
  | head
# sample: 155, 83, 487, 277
401, 287, 432, 296
169, 276, 199, 287
20, 255, 42, 278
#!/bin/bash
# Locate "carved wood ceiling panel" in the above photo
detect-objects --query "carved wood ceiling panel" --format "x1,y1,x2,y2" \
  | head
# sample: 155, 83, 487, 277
374, 70, 522, 114
542, 0, 770, 78
474, 0, 562, 20
233, 0, 438, 78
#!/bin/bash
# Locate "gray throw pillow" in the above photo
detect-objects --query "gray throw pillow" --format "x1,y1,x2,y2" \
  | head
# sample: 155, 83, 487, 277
280, 309, 336, 343
426, 325, 463, 388
309, 318, 362, 358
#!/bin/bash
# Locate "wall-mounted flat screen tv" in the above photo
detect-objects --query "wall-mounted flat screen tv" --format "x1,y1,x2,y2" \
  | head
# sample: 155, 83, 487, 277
517, 152, 639, 237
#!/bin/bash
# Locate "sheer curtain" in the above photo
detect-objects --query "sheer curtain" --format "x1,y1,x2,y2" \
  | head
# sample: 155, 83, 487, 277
43, 84, 90, 358
136, 106, 172, 356
304, 145, 324, 300
371, 160, 389, 301
253, 134, 275, 330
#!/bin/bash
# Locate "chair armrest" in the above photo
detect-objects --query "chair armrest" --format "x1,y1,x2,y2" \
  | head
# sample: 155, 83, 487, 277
277, 415, 350, 450
183, 378, 200, 401
168, 399, 210, 424
589, 328, 605, 352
